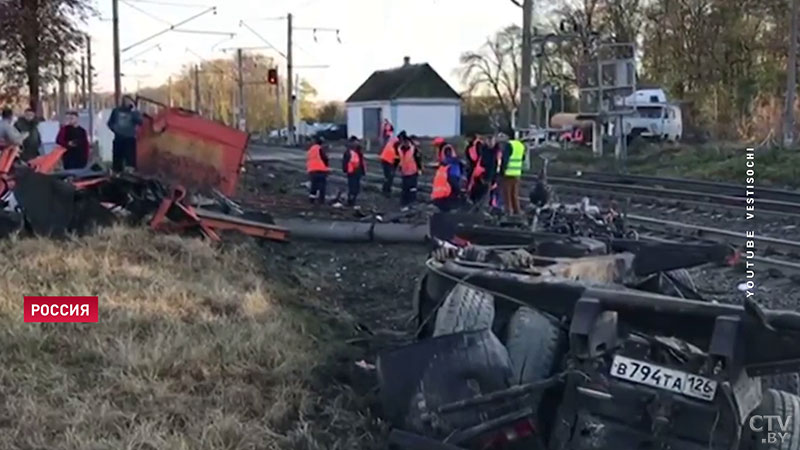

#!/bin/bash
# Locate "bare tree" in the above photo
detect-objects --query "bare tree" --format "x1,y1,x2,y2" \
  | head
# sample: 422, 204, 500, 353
458, 25, 522, 130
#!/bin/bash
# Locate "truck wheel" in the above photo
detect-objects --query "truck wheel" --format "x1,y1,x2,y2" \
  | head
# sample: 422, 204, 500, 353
433, 284, 494, 337
742, 389, 800, 450
764, 373, 800, 397
505, 306, 564, 385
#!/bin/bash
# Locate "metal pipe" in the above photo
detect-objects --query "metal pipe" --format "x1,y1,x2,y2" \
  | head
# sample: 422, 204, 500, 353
272, 219, 430, 244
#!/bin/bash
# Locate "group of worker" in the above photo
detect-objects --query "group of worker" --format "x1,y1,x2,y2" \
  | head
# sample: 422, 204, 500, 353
305, 129, 529, 215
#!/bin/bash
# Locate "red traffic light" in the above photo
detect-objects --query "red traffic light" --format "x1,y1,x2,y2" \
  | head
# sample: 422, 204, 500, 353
268, 68, 278, 85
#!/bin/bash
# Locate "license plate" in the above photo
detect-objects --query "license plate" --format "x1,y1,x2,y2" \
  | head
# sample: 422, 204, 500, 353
609, 355, 718, 401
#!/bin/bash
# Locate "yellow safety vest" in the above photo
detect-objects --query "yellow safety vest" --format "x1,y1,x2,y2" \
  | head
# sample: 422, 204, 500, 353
505, 140, 525, 177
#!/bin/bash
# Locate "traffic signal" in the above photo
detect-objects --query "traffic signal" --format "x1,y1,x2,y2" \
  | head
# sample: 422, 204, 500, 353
268, 68, 278, 85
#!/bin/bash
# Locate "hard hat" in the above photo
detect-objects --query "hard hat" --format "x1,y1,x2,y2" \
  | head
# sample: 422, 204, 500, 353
433, 137, 445, 146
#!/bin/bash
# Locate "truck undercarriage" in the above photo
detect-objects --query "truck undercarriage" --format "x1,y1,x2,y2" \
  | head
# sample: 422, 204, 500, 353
378, 216, 800, 450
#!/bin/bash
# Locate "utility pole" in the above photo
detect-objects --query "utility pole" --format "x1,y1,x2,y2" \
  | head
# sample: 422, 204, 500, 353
237, 48, 245, 130
535, 51, 545, 128
58, 55, 67, 119
287, 13, 294, 145
193, 64, 201, 115
112, 0, 122, 105
275, 82, 282, 129
80, 55, 86, 109
87, 34, 94, 143
519, 0, 533, 135
785, 0, 798, 148
167, 77, 173, 107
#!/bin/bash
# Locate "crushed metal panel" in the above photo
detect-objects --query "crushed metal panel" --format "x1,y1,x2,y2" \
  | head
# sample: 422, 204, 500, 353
136, 108, 249, 196
13, 169, 76, 238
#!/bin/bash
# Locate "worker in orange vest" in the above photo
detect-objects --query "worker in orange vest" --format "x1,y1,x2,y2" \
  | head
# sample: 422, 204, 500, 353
465, 134, 484, 179
467, 133, 498, 208
305, 137, 330, 204
431, 144, 463, 212
432, 137, 447, 163
397, 136, 422, 210
382, 118, 394, 145
380, 131, 403, 197
342, 136, 366, 207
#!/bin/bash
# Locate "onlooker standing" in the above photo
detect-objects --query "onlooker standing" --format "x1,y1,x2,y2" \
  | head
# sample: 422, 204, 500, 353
107, 95, 142, 173
14, 108, 42, 161
0, 107, 26, 148
56, 111, 90, 170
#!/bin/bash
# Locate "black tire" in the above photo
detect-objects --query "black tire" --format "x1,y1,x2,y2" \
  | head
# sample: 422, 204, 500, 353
505, 306, 564, 385
742, 389, 800, 450
433, 284, 494, 337
764, 374, 800, 397
403, 329, 516, 438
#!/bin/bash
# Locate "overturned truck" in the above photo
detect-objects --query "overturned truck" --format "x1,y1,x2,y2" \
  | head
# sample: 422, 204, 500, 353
379, 219, 800, 450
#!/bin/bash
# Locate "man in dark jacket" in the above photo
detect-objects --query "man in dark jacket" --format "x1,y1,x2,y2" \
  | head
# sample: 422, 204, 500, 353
107, 95, 142, 173
56, 111, 90, 169
14, 108, 42, 161
342, 136, 366, 207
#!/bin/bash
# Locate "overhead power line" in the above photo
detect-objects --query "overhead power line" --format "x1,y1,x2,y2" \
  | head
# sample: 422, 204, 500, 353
239, 20, 287, 59
120, 0, 171, 25
125, 0, 210, 7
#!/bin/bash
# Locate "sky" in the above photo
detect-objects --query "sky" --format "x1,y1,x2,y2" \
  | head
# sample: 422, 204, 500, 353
87, 0, 522, 101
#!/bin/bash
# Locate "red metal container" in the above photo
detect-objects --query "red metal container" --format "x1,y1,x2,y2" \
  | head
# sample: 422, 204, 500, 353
136, 102, 248, 197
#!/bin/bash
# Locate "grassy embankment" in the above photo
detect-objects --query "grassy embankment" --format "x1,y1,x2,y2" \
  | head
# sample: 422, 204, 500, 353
0, 227, 379, 450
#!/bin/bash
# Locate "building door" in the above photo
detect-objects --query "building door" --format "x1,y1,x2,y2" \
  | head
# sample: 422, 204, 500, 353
362, 107, 381, 140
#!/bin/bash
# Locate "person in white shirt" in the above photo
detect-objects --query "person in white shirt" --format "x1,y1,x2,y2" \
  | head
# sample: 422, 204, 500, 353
0, 107, 27, 148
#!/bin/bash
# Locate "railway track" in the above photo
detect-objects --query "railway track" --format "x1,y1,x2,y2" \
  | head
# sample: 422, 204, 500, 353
251, 145, 798, 218
251, 151, 800, 277
556, 171, 800, 204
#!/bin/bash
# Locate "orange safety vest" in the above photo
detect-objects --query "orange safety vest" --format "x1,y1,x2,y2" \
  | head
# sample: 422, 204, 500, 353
431, 165, 452, 200
306, 144, 329, 173
399, 145, 418, 176
468, 159, 486, 191
380, 138, 399, 163
346, 149, 361, 174
467, 139, 481, 163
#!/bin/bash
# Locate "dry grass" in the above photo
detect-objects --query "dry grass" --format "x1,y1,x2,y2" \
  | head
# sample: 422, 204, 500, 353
0, 227, 381, 450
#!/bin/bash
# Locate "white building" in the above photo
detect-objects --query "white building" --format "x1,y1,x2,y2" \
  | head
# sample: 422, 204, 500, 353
346, 57, 461, 139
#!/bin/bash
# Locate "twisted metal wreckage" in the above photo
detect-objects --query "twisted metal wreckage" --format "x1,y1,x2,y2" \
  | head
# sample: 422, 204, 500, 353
375, 210, 800, 450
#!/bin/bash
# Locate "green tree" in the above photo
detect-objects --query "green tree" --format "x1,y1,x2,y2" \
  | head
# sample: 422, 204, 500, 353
316, 101, 345, 123
0, 0, 92, 112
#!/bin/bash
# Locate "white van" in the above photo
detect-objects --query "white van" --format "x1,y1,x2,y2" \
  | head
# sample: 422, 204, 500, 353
622, 103, 682, 142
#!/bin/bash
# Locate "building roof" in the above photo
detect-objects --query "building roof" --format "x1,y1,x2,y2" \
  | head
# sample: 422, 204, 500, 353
346, 61, 460, 103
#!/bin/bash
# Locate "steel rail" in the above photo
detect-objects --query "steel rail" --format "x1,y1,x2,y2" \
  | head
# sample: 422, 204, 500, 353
546, 177, 800, 215
555, 171, 800, 204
